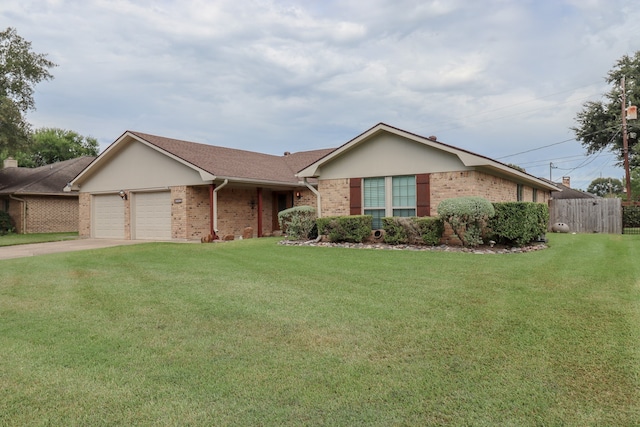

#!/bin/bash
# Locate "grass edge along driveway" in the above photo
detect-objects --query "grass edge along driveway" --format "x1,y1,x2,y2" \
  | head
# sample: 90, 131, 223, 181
0, 234, 638, 426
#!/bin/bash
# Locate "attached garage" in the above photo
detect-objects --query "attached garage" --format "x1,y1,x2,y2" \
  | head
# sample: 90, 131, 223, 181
93, 194, 125, 238
132, 191, 171, 240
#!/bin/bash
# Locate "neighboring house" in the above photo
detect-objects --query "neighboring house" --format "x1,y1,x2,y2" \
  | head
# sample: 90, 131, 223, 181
0, 156, 95, 233
547, 176, 599, 200
69, 123, 558, 241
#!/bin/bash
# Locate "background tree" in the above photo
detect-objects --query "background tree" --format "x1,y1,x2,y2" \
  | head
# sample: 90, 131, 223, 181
586, 177, 624, 197
572, 52, 640, 169
5, 127, 99, 167
0, 27, 57, 152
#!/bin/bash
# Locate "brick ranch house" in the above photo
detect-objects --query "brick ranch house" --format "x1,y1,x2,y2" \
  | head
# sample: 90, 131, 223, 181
0, 156, 95, 233
68, 123, 557, 241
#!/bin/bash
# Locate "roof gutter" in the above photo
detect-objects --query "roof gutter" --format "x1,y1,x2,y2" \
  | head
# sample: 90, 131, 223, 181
301, 178, 322, 218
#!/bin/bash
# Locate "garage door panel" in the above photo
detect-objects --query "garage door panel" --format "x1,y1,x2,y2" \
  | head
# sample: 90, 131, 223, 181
134, 192, 171, 240
93, 194, 125, 239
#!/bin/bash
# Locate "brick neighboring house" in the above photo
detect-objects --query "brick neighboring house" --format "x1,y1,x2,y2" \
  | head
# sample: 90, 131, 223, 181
69, 123, 557, 241
0, 156, 95, 233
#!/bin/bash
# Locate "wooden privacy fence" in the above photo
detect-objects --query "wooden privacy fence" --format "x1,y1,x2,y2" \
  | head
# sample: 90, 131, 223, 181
549, 198, 622, 234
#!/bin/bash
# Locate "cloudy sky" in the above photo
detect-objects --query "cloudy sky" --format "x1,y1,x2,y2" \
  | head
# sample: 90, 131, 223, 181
3, 0, 640, 189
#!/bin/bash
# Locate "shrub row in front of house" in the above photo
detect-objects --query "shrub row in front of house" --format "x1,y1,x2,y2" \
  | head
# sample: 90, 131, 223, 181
279, 199, 549, 247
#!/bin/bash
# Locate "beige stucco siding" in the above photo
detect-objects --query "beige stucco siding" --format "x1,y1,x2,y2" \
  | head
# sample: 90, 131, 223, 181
315, 133, 469, 180
79, 141, 207, 192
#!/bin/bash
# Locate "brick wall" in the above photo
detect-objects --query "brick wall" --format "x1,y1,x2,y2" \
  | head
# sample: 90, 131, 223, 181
2, 195, 81, 234
317, 178, 350, 217
21, 196, 80, 233
171, 186, 188, 240
316, 173, 544, 218
79, 193, 91, 237
185, 186, 210, 240
216, 187, 275, 238
292, 188, 317, 209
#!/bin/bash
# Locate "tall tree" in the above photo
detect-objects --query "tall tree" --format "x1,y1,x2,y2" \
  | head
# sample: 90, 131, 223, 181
11, 128, 99, 167
572, 52, 640, 169
0, 27, 57, 151
586, 177, 624, 198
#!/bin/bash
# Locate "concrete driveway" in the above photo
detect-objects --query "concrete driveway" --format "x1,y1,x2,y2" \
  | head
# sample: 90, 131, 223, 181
0, 239, 149, 260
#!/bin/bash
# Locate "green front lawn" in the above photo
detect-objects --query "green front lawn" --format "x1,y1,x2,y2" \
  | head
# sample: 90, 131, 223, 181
0, 234, 638, 426
0, 232, 78, 246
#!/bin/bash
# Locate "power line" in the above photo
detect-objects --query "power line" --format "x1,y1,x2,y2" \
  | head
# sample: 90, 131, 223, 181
496, 125, 620, 160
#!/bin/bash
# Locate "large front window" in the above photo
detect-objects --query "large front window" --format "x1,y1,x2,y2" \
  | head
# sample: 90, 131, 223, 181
364, 176, 416, 229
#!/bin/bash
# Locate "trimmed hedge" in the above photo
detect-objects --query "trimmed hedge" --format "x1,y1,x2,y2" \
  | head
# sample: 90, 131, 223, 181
623, 205, 640, 228
382, 217, 444, 245
278, 206, 317, 240
316, 215, 372, 243
416, 217, 445, 245
488, 202, 548, 246
437, 197, 495, 247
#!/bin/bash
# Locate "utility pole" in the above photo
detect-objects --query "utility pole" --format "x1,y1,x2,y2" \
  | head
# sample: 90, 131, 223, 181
621, 76, 632, 201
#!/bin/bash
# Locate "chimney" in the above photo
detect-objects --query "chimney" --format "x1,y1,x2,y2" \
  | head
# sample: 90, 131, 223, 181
562, 176, 570, 188
3, 157, 17, 169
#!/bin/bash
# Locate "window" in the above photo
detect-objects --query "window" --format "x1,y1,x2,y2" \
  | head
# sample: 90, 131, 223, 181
517, 184, 524, 201
364, 176, 416, 229
364, 177, 385, 229
532, 188, 538, 202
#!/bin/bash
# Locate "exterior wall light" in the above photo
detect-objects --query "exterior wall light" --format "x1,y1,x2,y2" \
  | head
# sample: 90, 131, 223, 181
119, 190, 127, 200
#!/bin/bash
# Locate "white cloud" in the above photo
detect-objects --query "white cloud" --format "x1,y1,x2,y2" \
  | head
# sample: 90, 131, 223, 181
3, 0, 640, 188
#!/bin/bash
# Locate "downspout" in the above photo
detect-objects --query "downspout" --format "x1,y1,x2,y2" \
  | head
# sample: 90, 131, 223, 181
302, 178, 322, 218
9, 194, 26, 234
213, 179, 228, 237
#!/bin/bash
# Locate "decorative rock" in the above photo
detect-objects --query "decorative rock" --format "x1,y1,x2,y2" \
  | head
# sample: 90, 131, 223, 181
278, 239, 547, 254
243, 227, 253, 239
551, 222, 570, 233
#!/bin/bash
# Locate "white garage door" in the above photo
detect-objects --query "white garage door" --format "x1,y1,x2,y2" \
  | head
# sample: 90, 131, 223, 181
133, 191, 171, 240
93, 194, 125, 239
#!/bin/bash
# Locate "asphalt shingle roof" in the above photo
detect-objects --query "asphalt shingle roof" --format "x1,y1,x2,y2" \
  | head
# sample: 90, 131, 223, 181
130, 132, 334, 184
0, 156, 95, 195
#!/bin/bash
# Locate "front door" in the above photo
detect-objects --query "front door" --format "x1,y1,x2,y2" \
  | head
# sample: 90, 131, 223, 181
272, 192, 292, 231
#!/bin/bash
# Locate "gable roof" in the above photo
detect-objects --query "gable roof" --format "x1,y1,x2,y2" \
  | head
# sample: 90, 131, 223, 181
297, 123, 559, 191
70, 131, 334, 189
0, 156, 95, 196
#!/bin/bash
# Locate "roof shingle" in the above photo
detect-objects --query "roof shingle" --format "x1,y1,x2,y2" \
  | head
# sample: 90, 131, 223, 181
130, 132, 334, 184
0, 156, 95, 195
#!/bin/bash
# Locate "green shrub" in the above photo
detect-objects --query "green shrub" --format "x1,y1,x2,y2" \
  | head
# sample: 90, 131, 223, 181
382, 217, 419, 245
623, 205, 640, 228
278, 206, 317, 240
437, 197, 495, 247
416, 217, 445, 245
382, 217, 444, 245
488, 202, 549, 246
316, 215, 372, 243
0, 211, 14, 235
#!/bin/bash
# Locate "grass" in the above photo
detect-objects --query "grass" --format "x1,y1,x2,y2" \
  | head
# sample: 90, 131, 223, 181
0, 232, 78, 246
0, 234, 638, 426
